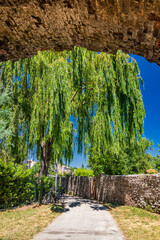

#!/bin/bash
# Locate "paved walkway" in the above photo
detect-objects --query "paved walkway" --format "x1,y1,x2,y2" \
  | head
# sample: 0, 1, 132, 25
33, 196, 124, 240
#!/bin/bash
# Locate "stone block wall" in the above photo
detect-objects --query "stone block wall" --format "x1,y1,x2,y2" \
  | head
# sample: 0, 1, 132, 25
0, 0, 160, 66
61, 174, 160, 213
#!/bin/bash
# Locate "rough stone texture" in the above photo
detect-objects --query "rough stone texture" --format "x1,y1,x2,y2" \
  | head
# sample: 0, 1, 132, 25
0, 0, 160, 65
61, 174, 160, 213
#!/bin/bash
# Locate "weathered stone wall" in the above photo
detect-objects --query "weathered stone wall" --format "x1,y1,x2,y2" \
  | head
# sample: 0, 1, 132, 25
0, 0, 160, 65
61, 174, 160, 213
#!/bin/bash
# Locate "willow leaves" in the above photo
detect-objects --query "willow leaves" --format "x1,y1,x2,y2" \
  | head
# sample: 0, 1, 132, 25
0, 47, 145, 175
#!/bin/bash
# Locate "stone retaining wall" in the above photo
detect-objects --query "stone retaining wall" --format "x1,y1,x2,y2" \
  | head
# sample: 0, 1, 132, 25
61, 174, 160, 213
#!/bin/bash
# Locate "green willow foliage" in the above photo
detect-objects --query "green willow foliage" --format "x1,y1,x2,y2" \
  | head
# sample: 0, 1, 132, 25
0, 51, 73, 169
0, 47, 145, 175
72, 49, 145, 151
0, 88, 12, 140
28, 51, 73, 162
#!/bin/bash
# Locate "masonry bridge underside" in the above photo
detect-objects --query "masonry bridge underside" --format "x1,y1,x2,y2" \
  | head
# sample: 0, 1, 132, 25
0, 0, 160, 65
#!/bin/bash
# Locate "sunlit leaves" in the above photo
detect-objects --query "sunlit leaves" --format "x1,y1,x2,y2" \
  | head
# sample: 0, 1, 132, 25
0, 47, 145, 170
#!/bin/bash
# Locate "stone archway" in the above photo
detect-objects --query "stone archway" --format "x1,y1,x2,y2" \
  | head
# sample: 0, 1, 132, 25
0, 0, 160, 65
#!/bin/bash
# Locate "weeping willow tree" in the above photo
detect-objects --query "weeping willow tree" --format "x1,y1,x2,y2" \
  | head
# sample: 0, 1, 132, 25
70, 48, 145, 156
0, 47, 145, 176
0, 51, 73, 175
28, 51, 73, 176
0, 88, 12, 140
0, 83, 13, 159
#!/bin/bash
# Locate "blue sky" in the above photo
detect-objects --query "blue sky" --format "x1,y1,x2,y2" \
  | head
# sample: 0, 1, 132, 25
131, 54, 160, 157
69, 54, 160, 168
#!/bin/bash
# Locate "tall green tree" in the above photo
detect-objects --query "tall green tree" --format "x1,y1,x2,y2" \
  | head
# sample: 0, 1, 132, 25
88, 138, 154, 175
28, 51, 73, 176
0, 89, 12, 140
0, 59, 30, 163
0, 48, 145, 176
155, 144, 160, 172
0, 80, 13, 160
70, 48, 145, 158
0, 52, 73, 175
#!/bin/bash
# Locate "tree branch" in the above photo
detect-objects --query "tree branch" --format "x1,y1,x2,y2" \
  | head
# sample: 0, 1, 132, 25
70, 86, 85, 103
70, 81, 93, 103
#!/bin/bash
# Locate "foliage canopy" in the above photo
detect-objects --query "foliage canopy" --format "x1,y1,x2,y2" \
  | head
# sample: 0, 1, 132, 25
0, 47, 146, 175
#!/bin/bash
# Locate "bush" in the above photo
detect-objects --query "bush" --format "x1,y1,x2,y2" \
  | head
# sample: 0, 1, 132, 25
0, 160, 56, 209
0, 159, 34, 209
145, 168, 158, 174
28, 163, 55, 202
74, 168, 94, 177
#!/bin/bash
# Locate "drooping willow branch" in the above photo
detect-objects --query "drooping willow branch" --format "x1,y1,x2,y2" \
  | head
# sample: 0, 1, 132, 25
70, 86, 85, 103
0, 47, 145, 172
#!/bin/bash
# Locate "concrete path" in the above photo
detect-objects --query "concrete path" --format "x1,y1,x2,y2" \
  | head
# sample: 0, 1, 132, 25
33, 196, 124, 240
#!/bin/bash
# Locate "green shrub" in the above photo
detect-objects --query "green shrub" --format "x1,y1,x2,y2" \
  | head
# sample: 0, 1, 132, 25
0, 159, 34, 209
26, 162, 55, 203
145, 168, 158, 174
0, 159, 58, 208
74, 168, 94, 177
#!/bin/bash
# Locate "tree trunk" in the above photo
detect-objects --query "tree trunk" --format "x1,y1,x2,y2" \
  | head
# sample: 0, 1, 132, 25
38, 139, 52, 204
39, 139, 52, 177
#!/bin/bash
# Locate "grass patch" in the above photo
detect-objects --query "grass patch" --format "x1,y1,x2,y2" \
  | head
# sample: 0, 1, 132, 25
109, 205, 160, 240
0, 203, 63, 240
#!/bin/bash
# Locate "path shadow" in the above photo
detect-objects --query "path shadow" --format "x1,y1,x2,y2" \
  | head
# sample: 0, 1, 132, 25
64, 208, 70, 212
63, 195, 122, 212
69, 201, 81, 208
90, 205, 106, 211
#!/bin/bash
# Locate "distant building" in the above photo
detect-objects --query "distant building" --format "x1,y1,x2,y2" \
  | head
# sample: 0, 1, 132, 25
57, 163, 71, 175
23, 158, 37, 169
